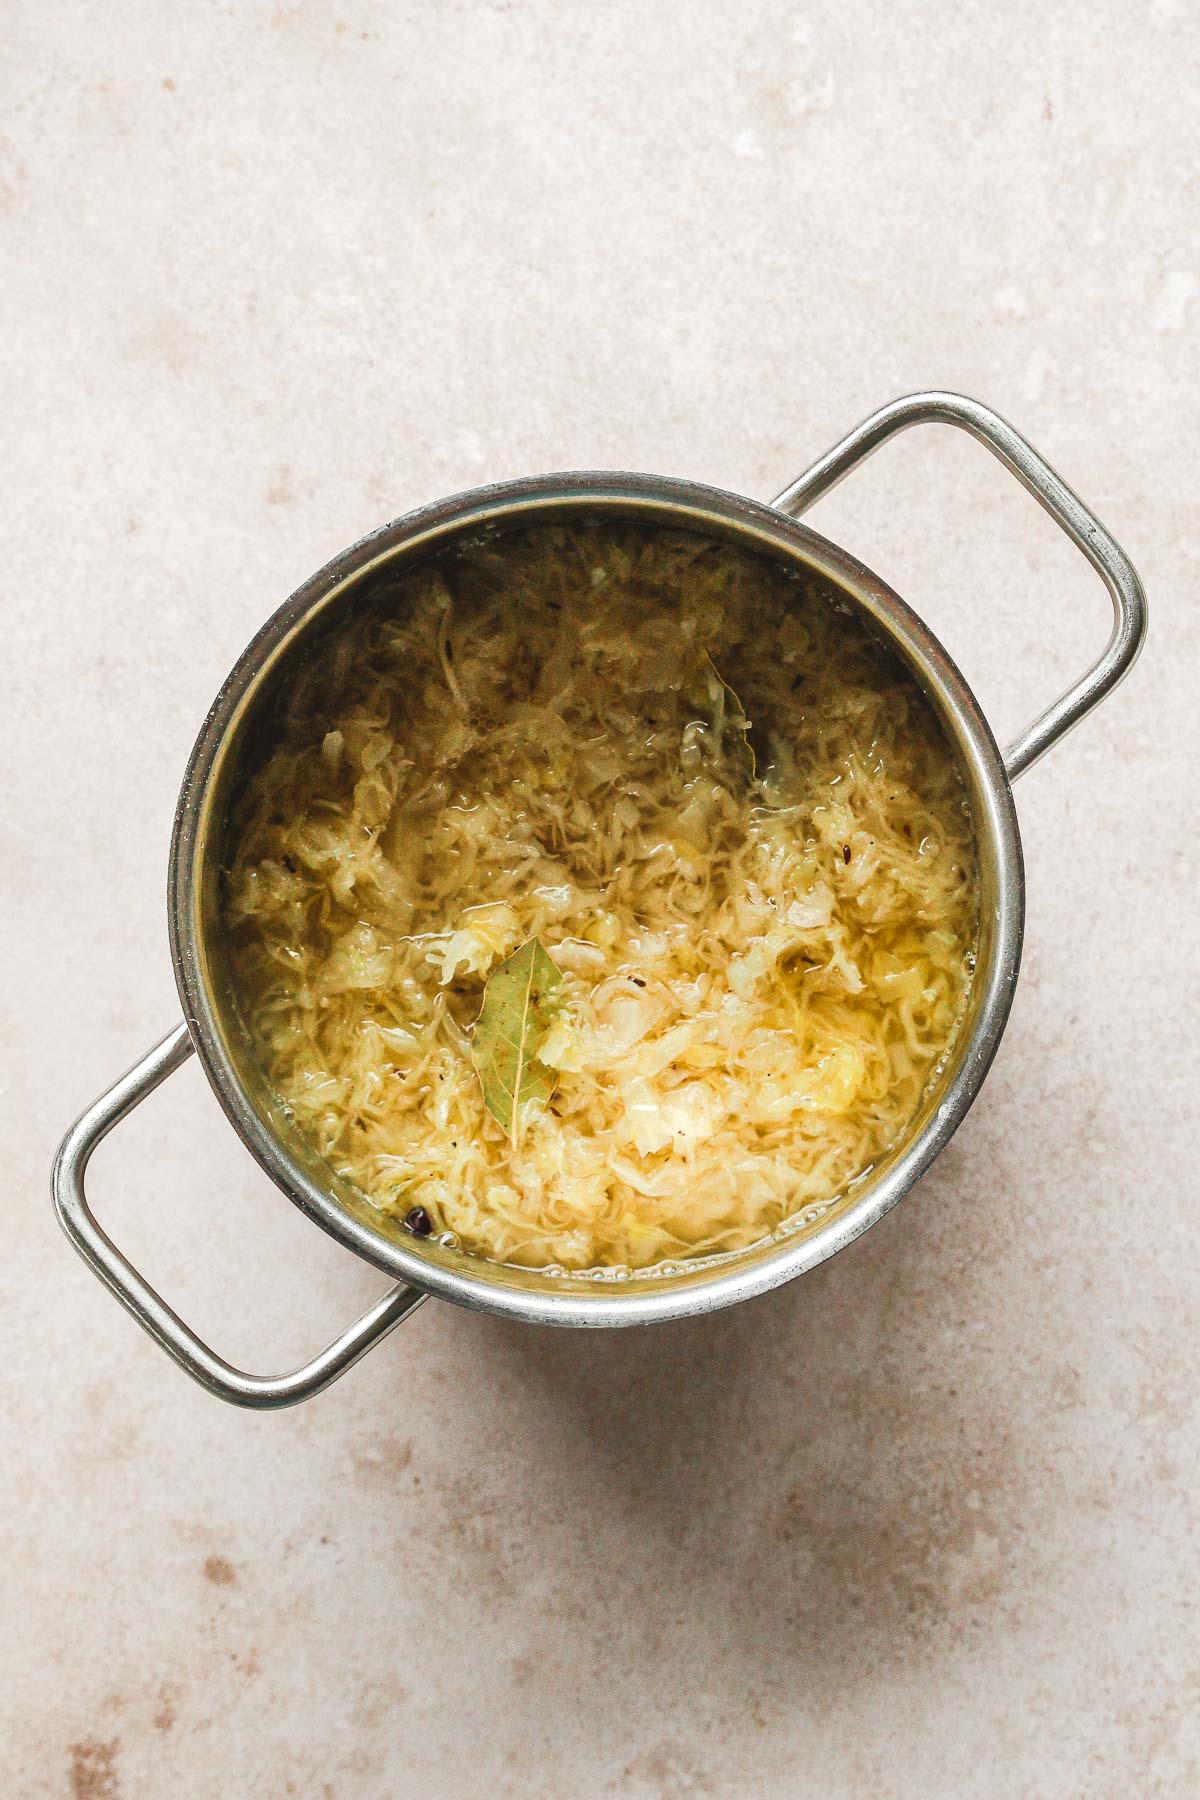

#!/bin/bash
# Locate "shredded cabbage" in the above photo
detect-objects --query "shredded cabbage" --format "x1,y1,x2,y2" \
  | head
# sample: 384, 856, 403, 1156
223, 524, 978, 1270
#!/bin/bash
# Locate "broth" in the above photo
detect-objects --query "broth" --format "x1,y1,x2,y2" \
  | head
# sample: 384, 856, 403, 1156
222, 523, 978, 1270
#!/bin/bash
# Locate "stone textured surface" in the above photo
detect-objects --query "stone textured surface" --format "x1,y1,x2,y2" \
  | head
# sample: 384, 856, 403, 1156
3, 2, 1197, 1795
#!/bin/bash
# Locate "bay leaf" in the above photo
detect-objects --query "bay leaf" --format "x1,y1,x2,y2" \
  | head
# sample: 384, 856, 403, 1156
690, 654, 757, 785
471, 938, 564, 1144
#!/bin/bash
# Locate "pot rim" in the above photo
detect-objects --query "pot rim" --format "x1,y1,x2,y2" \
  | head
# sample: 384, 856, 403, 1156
168, 469, 1024, 1327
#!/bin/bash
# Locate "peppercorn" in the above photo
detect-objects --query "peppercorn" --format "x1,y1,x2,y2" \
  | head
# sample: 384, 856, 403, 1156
404, 1206, 434, 1237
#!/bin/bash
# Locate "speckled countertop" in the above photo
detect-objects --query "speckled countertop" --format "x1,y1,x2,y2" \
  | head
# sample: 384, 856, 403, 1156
3, 3, 1198, 1795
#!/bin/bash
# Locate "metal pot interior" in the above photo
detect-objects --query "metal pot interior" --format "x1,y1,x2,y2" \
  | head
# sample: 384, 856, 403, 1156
168, 475, 1023, 1326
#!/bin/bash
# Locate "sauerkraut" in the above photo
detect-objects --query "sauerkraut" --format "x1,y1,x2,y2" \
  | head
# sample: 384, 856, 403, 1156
223, 523, 978, 1270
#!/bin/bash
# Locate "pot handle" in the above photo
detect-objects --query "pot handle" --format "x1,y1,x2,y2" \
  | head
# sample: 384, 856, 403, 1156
52, 1023, 425, 1409
771, 390, 1147, 779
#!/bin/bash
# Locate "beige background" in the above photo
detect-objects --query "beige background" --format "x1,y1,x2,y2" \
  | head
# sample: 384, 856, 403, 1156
3, 2, 1198, 1796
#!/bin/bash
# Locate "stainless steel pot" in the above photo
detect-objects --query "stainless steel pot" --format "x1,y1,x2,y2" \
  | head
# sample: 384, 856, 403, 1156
52, 392, 1146, 1409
